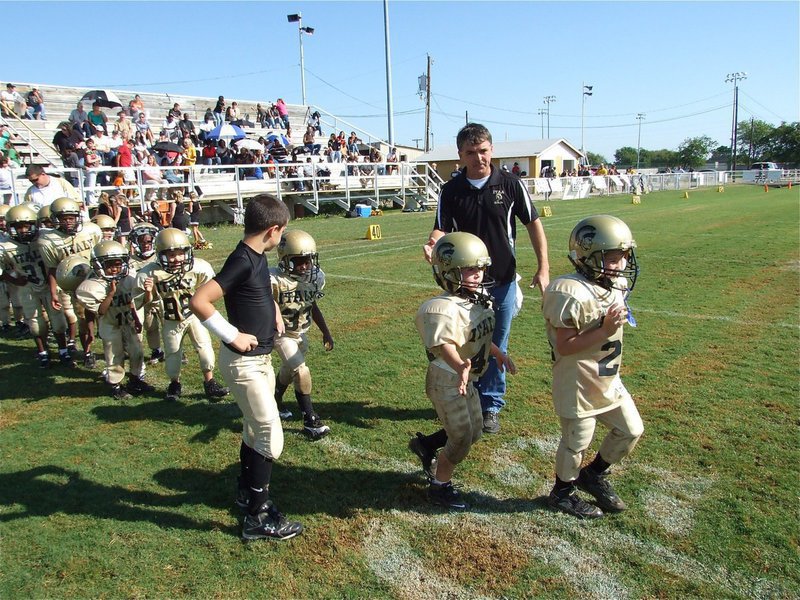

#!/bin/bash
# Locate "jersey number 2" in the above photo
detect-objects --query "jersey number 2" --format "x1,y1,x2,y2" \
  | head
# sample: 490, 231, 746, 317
597, 340, 621, 376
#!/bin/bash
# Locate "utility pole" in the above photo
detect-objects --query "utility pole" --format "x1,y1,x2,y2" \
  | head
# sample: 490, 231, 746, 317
543, 95, 556, 138
537, 109, 546, 138
636, 113, 646, 170
725, 72, 746, 171
424, 55, 431, 152
581, 83, 593, 162
383, 0, 394, 146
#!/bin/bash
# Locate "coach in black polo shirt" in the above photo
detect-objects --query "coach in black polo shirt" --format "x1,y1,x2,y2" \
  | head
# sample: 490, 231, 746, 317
423, 123, 549, 434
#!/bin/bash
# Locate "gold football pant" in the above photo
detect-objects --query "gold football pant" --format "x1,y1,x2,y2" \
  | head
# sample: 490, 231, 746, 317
273, 333, 312, 394
4, 282, 24, 322
0, 281, 9, 324
21, 287, 67, 337
219, 345, 284, 460
161, 315, 215, 381
555, 392, 644, 482
99, 320, 144, 385
135, 304, 162, 351
426, 364, 483, 465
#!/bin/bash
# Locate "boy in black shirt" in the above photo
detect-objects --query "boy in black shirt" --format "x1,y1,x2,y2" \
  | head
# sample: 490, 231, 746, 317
190, 194, 302, 541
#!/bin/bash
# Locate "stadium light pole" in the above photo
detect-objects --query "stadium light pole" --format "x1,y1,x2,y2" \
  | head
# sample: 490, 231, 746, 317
581, 83, 593, 163
725, 71, 747, 172
543, 95, 556, 138
636, 113, 646, 170
537, 109, 546, 138
287, 13, 314, 105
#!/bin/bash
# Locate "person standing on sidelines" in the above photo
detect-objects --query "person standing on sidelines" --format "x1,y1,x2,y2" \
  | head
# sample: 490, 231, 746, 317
190, 194, 303, 541
422, 122, 549, 434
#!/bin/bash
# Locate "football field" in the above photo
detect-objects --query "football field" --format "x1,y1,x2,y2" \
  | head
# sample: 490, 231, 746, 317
2, 184, 798, 598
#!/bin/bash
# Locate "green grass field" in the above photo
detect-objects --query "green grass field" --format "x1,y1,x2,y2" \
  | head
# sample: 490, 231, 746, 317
2, 184, 799, 599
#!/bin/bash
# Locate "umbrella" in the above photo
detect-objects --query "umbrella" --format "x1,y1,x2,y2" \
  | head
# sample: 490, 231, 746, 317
235, 138, 264, 151
152, 141, 184, 153
206, 123, 246, 140
81, 89, 123, 109
267, 133, 290, 146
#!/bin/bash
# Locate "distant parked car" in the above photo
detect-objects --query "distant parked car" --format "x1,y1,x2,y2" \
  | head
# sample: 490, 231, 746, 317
749, 161, 780, 170
743, 161, 782, 184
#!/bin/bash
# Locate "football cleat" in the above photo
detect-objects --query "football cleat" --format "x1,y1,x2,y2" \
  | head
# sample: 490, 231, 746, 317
303, 414, 330, 439
547, 485, 604, 519
83, 352, 97, 369
408, 432, 436, 479
241, 502, 303, 541
576, 468, 627, 512
165, 380, 182, 401
127, 376, 155, 396
149, 348, 165, 364
277, 405, 293, 420
428, 481, 468, 510
66, 339, 77, 354
110, 384, 133, 401
204, 378, 229, 401
38, 352, 50, 369
59, 352, 77, 368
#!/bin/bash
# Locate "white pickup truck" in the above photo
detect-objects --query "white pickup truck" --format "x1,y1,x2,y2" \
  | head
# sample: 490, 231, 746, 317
742, 162, 783, 184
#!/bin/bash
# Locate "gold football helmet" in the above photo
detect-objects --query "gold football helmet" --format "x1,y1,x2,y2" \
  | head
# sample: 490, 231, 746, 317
91, 240, 130, 281
37, 204, 53, 228
0, 204, 9, 231
432, 232, 493, 298
129, 223, 160, 259
50, 197, 84, 235
56, 255, 91, 292
277, 229, 319, 282
568, 214, 638, 291
92, 214, 117, 239
6, 204, 40, 243
155, 228, 194, 274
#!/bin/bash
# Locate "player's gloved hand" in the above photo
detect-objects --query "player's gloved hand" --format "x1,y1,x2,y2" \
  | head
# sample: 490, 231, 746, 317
230, 332, 258, 353
322, 333, 334, 351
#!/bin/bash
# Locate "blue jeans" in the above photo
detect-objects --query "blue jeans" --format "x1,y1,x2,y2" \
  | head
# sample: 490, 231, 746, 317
476, 279, 515, 413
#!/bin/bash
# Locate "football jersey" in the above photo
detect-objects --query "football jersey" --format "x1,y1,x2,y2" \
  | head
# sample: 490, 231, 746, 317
416, 292, 495, 380
136, 258, 215, 322
129, 253, 156, 273
33, 222, 102, 271
0, 238, 48, 293
76, 273, 140, 328
542, 273, 628, 419
270, 267, 326, 337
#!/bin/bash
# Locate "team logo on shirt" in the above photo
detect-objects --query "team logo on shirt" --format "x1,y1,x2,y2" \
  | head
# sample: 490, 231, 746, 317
493, 188, 505, 204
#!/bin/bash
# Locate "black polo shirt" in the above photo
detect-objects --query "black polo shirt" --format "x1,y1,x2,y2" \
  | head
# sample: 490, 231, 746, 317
434, 165, 539, 284
214, 241, 276, 356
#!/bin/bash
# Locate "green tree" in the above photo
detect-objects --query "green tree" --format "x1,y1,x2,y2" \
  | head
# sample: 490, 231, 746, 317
649, 148, 680, 168
736, 119, 775, 164
765, 122, 800, 166
677, 136, 716, 168
614, 146, 638, 167
586, 151, 607, 166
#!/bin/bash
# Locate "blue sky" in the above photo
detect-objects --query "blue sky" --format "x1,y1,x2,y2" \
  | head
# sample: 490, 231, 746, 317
3, 1, 798, 160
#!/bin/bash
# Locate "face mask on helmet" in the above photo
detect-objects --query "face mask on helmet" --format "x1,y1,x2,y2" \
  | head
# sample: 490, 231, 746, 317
277, 230, 320, 283
129, 225, 158, 259
432, 232, 494, 303
568, 215, 639, 292
155, 229, 194, 275
51, 198, 84, 235
91, 241, 130, 282
6, 205, 40, 243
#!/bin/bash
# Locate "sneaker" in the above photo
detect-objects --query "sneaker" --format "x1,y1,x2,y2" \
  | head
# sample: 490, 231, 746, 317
482, 411, 500, 434
38, 352, 50, 368
235, 476, 250, 511
111, 384, 133, 401
83, 352, 96, 369
303, 413, 330, 440
408, 432, 435, 479
149, 348, 165, 364
547, 485, 604, 519
127, 375, 155, 396
165, 380, 182, 401
59, 352, 77, 369
576, 468, 627, 513
204, 378, 229, 401
428, 481, 468, 510
67, 339, 77, 354
241, 502, 303, 541
15, 322, 31, 339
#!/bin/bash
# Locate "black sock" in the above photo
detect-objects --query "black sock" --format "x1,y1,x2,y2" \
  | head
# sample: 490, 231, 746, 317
239, 442, 250, 488
295, 391, 314, 418
247, 449, 273, 515
588, 454, 611, 475
425, 428, 448, 452
275, 382, 288, 404
554, 476, 574, 491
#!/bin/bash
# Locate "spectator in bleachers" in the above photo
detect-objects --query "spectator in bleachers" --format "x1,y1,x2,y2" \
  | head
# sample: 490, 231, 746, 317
216, 140, 233, 166
129, 94, 145, 119
327, 134, 342, 163
91, 127, 115, 167
386, 147, 398, 174
1, 83, 27, 118
169, 103, 182, 119
256, 103, 268, 128
142, 154, 165, 198
269, 138, 289, 164
162, 113, 179, 142
135, 112, 155, 144
114, 111, 134, 141
303, 126, 320, 155
25, 88, 46, 120
370, 147, 384, 175
179, 113, 198, 146
0, 156, 13, 201
115, 137, 134, 197
308, 111, 322, 135
133, 131, 149, 163
69, 101, 94, 137
213, 96, 225, 127
347, 131, 361, 157
83, 138, 102, 203
198, 114, 215, 144
201, 140, 220, 170
87, 103, 108, 135
275, 98, 290, 129
267, 103, 281, 129
52, 121, 85, 173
